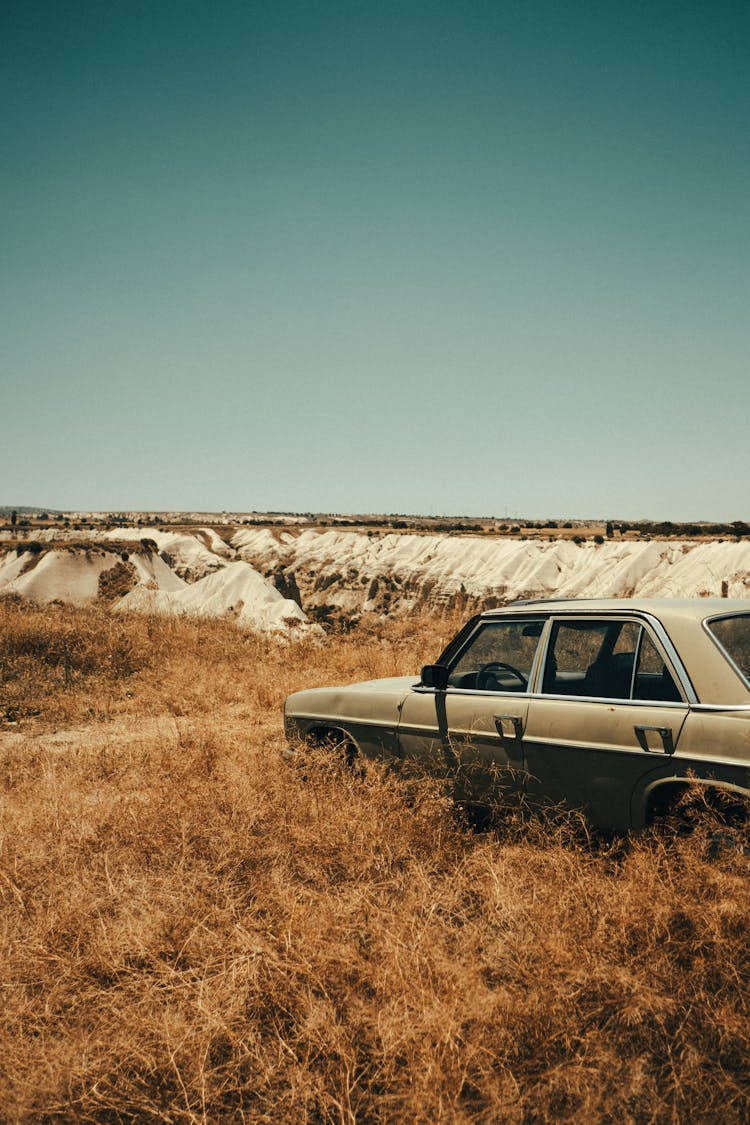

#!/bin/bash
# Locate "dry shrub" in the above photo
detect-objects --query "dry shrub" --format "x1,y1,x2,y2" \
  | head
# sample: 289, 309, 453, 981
0, 600, 161, 722
1, 604, 750, 1121
98, 559, 138, 602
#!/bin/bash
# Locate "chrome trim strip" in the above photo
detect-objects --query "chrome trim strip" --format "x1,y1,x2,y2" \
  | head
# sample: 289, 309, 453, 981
417, 685, 689, 708
528, 618, 552, 693
630, 625, 643, 700
290, 713, 397, 731
529, 734, 664, 756
395, 723, 441, 738
531, 735, 750, 770
689, 703, 750, 714
532, 617, 554, 694
530, 694, 689, 710
444, 687, 532, 699
397, 722, 503, 741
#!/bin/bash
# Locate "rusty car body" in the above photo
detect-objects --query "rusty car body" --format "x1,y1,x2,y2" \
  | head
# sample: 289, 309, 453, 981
284, 598, 750, 830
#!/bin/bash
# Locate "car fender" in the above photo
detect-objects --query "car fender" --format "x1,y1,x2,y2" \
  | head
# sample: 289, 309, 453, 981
284, 677, 416, 760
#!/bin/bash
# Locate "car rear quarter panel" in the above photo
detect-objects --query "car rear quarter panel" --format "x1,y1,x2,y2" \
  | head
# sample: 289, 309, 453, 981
679, 708, 750, 765
630, 707, 750, 827
660, 613, 750, 705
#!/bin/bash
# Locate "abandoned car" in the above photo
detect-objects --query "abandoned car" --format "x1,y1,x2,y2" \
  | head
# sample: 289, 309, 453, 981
283, 598, 750, 830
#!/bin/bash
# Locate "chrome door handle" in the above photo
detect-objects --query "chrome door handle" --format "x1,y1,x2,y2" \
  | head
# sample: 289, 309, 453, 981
634, 725, 675, 755
495, 714, 524, 741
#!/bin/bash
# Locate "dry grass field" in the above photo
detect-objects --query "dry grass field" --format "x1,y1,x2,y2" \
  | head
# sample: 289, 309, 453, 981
1, 599, 750, 1122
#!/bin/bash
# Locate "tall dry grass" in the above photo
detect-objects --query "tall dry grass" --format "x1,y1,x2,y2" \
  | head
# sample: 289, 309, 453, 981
0, 599, 460, 729
1, 602, 750, 1121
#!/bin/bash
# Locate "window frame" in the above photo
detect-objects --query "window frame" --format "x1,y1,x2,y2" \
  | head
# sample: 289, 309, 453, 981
535, 612, 693, 706
443, 610, 696, 705
444, 615, 548, 696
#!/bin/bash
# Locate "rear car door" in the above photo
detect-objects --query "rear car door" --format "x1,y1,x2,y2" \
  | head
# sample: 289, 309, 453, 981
397, 616, 545, 803
523, 616, 689, 830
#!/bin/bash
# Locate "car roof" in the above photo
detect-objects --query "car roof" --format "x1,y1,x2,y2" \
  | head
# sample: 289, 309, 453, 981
484, 597, 750, 625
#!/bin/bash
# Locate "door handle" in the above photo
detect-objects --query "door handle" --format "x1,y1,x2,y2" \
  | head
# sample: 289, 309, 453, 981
495, 714, 524, 741
634, 725, 675, 755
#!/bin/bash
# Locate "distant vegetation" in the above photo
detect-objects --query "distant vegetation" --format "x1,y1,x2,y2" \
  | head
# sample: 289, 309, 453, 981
4, 509, 750, 540
1, 602, 749, 1120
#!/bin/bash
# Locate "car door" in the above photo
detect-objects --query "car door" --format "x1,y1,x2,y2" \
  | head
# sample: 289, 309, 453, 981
397, 617, 545, 804
523, 616, 690, 830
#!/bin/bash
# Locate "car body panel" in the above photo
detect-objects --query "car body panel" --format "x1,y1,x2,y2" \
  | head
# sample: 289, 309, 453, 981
397, 688, 528, 803
284, 675, 417, 760
523, 697, 689, 829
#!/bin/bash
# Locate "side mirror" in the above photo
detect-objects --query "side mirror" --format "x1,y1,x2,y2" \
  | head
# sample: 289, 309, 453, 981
421, 664, 449, 690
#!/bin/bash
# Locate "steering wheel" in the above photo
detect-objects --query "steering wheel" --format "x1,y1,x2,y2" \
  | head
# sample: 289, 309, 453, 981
476, 660, 528, 692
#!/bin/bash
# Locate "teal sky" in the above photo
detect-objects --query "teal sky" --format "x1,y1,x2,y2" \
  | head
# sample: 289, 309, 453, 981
2, 1, 749, 519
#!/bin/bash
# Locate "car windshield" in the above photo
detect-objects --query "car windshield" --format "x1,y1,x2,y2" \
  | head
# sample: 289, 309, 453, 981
706, 614, 750, 686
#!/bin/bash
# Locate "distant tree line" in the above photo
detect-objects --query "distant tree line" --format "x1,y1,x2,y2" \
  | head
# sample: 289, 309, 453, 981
624, 520, 750, 538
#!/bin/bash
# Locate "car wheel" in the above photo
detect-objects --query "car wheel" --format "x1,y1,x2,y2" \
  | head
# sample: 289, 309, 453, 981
307, 729, 361, 771
649, 784, 750, 849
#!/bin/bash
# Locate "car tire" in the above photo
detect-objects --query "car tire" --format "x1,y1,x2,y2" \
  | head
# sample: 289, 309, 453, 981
307, 729, 361, 772
649, 784, 750, 848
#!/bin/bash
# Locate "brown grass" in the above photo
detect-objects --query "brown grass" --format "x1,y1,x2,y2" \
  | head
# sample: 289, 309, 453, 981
0, 600, 456, 729
1, 603, 750, 1121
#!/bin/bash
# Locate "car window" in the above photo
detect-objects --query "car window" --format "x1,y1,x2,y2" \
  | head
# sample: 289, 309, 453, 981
448, 619, 544, 692
552, 621, 612, 672
541, 620, 625, 697
541, 619, 682, 702
706, 614, 750, 687
632, 631, 682, 702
